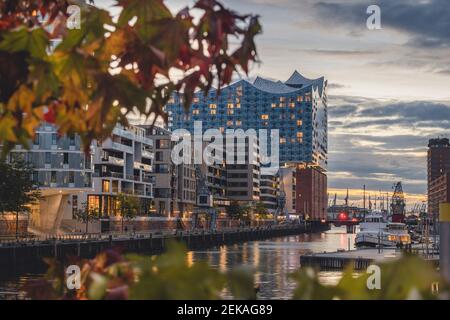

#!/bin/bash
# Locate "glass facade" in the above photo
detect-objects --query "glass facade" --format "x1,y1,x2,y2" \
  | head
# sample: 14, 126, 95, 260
166, 71, 328, 170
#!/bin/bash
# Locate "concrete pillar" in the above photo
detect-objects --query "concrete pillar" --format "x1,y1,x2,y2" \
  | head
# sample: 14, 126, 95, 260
440, 203, 450, 282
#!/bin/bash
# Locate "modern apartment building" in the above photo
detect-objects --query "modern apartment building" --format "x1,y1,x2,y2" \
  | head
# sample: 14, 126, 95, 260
166, 70, 328, 169
428, 138, 450, 217
296, 166, 327, 220
7, 123, 93, 233
140, 125, 196, 217
90, 124, 154, 232
5, 123, 156, 233
226, 136, 261, 203
428, 173, 450, 218
279, 166, 297, 216
259, 173, 278, 213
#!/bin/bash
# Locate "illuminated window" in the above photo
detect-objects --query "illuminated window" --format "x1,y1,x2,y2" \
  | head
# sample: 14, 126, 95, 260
261, 114, 269, 120
226, 120, 233, 126
209, 103, 217, 109
168, 97, 175, 104
227, 103, 234, 109
236, 103, 241, 108
297, 95, 303, 102
210, 110, 217, 115
102, 180, 110, 192
236, 120, 242, 126
297, 120, 303, 126
193, 97, 199, 103
305, 94, 311, 102
280, 97, 286, 102
271, 103, 277, 108
279, 103, 285, 108
227, 110, 234, 115
192, 109, 199, 115
280, 138, 286, 144
289, 103, 295, 108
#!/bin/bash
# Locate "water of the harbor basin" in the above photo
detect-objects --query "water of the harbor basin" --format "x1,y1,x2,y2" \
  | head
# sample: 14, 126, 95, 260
0, 226, 355, 300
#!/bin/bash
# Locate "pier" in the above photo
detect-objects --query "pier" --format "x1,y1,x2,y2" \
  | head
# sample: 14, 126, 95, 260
0, 222, 329, 270
300, 247, 440, 270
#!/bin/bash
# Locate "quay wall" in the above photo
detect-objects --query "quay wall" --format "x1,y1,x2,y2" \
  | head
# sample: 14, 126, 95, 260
0, 222, 329, 270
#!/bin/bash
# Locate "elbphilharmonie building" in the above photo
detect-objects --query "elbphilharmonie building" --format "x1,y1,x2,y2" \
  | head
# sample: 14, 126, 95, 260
166, 71, 328, 170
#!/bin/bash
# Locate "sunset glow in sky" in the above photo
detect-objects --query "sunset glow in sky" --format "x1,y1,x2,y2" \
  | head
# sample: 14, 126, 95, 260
97, 0, 450, 207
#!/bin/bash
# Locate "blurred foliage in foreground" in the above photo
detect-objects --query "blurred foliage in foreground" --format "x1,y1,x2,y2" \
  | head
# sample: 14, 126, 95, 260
291, 254, 449, 300
23, 241, 256, 300
23, 242, 450, 300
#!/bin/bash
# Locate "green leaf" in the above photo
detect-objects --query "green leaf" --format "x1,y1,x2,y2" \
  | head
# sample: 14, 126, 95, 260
88, 272, 108, 300
0, 27, 49, 59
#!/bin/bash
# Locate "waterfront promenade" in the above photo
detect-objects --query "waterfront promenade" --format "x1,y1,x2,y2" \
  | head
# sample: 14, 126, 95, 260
0, 221, 329, 270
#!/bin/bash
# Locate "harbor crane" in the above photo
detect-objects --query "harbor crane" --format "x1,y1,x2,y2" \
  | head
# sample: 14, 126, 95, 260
390, 182, 406, 223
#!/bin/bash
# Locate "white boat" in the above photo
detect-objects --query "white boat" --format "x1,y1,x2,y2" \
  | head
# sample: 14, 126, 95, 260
355, 213, 411, 248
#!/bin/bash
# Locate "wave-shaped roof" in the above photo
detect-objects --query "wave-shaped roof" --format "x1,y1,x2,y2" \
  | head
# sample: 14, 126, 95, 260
251, 71, 325, 96
252, 77, 299, 94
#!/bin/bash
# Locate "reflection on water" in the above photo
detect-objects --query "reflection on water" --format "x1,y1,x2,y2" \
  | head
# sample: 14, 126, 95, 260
0, 226, 355, 300
189, 226, 356, 299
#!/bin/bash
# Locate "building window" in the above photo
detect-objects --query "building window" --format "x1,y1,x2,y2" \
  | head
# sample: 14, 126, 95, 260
155, 151, 163, 161
227, 103, 234, 109
72, 195, 78, 219
236, 120, 242, 126
209, 103, 217, 109
69, 134, 75, 146
271, 103, 277, 108
157, 139, 170, 149
297, 95, 303, 102
51, 171, 57, 183
226, 120, 233, 126
102, 180, 110, 192
192, 109, 199, 115
210, 109, 217, 115
193, 97, 199, 103
32, 171, 39, 184
34, 133, 40, 145
69, 171, 75, 183
63, 153, 69, 164
51, 133, 57, 145
280, 138, 286, 144
45, 152, 51, 164
227, 110, 234, 115
297, 120, 303, 126
261, 114, 269, 120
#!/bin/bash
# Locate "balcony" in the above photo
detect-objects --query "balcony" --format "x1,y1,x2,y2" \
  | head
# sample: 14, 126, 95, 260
134, 162, 152, 172
101, 156, 125, 166
103, 140, 133, 153
142, 149, 154, 159
94, 172, 124, 179
113, 127, 135, 140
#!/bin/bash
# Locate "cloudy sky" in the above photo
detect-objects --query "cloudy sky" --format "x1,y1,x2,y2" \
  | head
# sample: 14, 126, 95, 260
97, 0, 450, 207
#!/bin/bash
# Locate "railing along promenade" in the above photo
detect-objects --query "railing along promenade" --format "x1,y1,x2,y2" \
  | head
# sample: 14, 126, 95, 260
0, 222, 330, 269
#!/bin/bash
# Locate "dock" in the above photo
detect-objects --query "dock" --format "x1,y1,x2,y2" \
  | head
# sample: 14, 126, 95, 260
0, 222, 330, 271
300, 247, 439, 270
